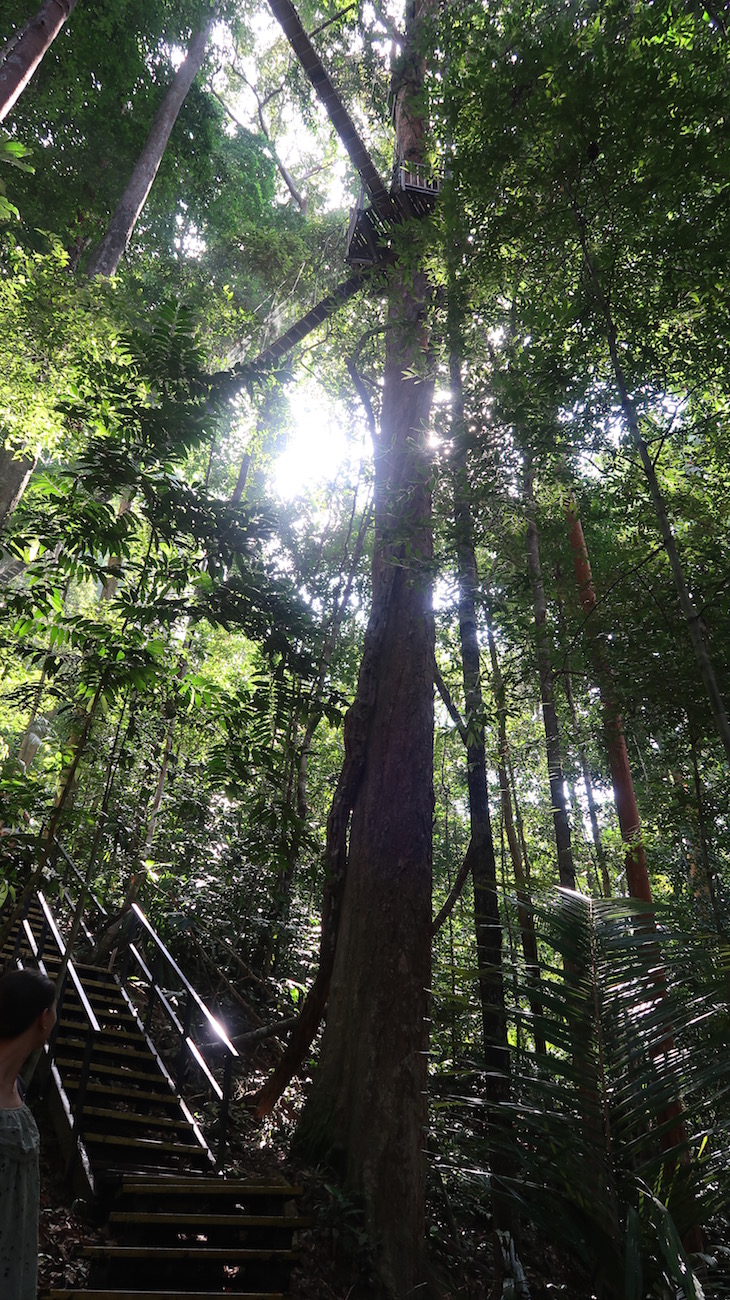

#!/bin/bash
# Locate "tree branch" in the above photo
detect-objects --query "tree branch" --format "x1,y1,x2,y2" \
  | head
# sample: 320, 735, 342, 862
368, 0, 404, 45
434, 663, 468, 743
432, 840, 473, 935
346, 356, 377, 440
307, 2, 358, 39
209, 82, 308, 213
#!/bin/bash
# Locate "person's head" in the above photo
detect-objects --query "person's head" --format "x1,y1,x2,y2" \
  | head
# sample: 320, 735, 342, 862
0, 968, 56, 1045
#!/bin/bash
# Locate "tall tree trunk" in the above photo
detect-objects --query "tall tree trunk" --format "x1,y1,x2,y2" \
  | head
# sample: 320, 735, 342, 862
295, 273, 434, 1297
449, 347, 509, 1083
449, 340, 513, 1229
293, 13, 435, 1293
140, 717, 175, 861
565, 495, 652, 904
0, 0, 77, 122
85, 20, 212, 278
524, 456, 576, 889
486, 618, 546, 1056
0, 445, 37, 531
688, 729, 723, 933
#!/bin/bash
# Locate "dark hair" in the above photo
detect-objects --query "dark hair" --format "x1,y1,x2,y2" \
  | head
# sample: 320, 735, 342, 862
0, 968, 56, 1038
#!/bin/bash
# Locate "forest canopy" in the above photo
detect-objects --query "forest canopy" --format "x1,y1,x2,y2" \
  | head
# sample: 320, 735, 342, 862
1, 0, 730, 1296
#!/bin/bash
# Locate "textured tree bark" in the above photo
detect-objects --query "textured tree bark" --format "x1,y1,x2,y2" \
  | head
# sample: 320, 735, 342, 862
449, 346, 509, 1093
294, 265, 435, 1297
0, 445, 37, 530
249, 0, 436, 1283
524, 457, 576, 889
85, 20, 212, 278
565, 496, 653, 903
486, 618, 546, 1056
449, 342, 515, 1231
0, 0, 77, 122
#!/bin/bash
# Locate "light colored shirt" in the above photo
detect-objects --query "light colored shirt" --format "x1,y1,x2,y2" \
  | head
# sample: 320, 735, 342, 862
0, 1102, 40, 1300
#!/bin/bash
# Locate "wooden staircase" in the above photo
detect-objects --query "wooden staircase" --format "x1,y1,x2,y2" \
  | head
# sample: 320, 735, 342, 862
1, 885, 305, 1300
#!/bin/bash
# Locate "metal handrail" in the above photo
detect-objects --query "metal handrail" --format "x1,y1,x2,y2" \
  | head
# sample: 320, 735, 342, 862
19, 891, 101, 1138
50, 836, 108, 921
396, 159, 441, 194
119, 903, 239, 1167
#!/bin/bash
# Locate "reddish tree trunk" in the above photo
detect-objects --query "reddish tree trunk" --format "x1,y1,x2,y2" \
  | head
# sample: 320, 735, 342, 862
85, 20, 212, 277
566, 498, 652, 904
0, 0, 77, 122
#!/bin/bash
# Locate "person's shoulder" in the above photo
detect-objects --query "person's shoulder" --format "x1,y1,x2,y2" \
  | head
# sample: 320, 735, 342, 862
17, 1076, 26, 1102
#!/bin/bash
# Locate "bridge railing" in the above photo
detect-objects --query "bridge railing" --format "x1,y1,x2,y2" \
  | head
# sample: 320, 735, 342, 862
119, 903, 239, 1168
9, 888, 101, 1144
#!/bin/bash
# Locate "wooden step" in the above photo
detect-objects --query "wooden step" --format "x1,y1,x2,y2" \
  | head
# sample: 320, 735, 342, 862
83, 1132, 205, 1155
109, 1211, 307, 1222
108, 1211, 311, 1228
66, 1082, 182, 1107
55, 1057, 168, 1086
83, 1108, 192, 1131
120, 1179, 302, 1196
55, 1035, 156, 1062
45, 1291, 285, 1299
83, 1246, 297, 1262
63, 1006, 139, 1025
60, 1023, 145, 1043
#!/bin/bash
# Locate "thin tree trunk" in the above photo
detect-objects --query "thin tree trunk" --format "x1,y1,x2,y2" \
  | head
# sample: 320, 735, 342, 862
140, 718, 174, 859
565, 496, 652, 903
486, 617, 546, 1056
555, 577, 611, 897
17, 668, 49, 772
100, 494, 131, 600
449, 343, 509, 1090
44, 678, 104, 850
524, 456, 576, 888
449, 338, 514, 1230
0, 445, 37, 530
85, 20, 213, 277
0, 0, 77, 122
688, 729, 723, 933
230, 452, 250, 504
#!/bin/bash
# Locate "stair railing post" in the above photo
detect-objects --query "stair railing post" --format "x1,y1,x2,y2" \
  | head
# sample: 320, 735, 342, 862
36, 909, 49, 963
38, 965, 68, 1098
176, 991, 194, 1086
217, 1050, 234, 1171
11, 892, 32, 962
145, 949, 164, 1033
72, 1028, 95, 1137
119, 909, 138, 987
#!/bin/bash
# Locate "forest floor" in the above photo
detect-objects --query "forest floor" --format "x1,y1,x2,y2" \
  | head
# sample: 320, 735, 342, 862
33, 997, 590, 1299
36, 1091, 592, 1300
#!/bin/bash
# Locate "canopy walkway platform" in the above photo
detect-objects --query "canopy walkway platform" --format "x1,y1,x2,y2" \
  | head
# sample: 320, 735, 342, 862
1, 857, 304, 1300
